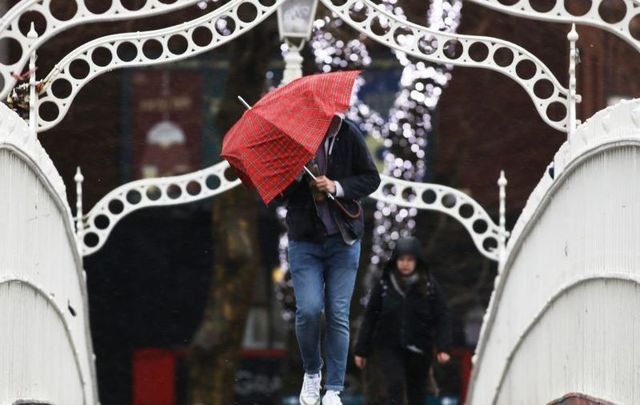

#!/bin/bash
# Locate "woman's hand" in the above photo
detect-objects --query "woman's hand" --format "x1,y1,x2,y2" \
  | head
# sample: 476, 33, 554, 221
354, 355, 366, 369
436, 352, 450, 364
313, 176, 336, 194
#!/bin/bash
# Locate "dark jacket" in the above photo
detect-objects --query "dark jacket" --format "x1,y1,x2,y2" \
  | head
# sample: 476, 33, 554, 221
282, 119, 381, 243
354, 238, 452, 357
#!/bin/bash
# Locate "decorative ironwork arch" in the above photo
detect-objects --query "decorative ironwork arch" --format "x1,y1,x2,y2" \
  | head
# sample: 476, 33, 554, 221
467, 0, 640, 53
79, 165, 505, 262
35, 0, 287, 132
0, 0, 204, 99
318, 0, 569, 132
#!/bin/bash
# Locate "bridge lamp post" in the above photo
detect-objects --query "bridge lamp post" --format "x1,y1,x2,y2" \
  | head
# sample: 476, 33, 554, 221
277, 0, 319, 85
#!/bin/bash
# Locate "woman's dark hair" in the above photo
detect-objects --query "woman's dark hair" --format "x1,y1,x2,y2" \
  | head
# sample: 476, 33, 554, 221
392, 239, 431, 295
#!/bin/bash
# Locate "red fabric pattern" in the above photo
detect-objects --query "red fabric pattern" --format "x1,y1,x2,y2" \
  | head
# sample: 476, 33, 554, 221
221, 70, 361, 203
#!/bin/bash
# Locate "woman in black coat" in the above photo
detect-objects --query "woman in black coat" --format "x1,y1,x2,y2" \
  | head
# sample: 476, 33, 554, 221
353, 237, 452, 405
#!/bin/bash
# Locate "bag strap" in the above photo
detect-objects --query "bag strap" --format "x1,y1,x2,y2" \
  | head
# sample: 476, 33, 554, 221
333, 198, 362, 219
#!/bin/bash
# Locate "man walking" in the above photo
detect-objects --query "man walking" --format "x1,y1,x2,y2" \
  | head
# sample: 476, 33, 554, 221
282, 115, 380, 405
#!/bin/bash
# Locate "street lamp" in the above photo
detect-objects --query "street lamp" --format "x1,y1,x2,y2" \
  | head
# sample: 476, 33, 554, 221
277, 0, 319, 85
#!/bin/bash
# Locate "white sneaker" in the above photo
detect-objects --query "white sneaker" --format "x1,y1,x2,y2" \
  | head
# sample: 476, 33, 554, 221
299, 371, 322, 405
321, 390, 342, 405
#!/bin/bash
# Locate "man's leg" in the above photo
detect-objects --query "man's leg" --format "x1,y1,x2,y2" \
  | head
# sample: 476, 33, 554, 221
323, 236, 361, 392
289, 240, 325, 375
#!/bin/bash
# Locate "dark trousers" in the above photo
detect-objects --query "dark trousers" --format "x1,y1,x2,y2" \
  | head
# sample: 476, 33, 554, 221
377, 346, 432, 405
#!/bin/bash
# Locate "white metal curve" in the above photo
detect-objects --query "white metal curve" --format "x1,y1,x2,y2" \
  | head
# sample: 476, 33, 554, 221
319, 0, 569, 132
0, 277, 87, 404
468, 98, 640, 404
81, 160, 241, 256
468, 0, 640, 54
82, 167, 502, 261
0, 103, 68, 215
0, 103, 98, 404
372, 174, 501, 261
0, 0, 204, 99
36, 0, 286, 132
493, 274, 640, 404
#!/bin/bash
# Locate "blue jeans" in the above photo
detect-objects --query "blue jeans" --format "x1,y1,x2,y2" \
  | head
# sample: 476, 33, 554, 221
288, 235, 361, 392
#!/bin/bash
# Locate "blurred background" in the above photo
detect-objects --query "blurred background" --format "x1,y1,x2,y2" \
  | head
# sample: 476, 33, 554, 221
4, 0, 640, 403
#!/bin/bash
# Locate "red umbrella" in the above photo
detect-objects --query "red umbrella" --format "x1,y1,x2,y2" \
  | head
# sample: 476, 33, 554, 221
221, 70, 361, 204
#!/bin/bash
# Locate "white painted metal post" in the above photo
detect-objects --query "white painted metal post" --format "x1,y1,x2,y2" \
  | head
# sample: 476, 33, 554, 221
567, 24, 580, 141
27, 22, 38, 132
281, 41, 304, 86
498, 170, 508, 271
74, 166, 84, 244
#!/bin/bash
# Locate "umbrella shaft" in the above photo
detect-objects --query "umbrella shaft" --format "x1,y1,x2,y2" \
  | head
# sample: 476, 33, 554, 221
303, 166, 335, 201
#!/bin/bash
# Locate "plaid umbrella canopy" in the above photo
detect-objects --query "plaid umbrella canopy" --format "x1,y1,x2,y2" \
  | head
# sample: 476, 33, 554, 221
221, 70, 361, 204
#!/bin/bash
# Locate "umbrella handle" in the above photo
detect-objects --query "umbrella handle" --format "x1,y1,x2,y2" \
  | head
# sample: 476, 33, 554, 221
302, 166, 361, 219
303, 166, 336, 201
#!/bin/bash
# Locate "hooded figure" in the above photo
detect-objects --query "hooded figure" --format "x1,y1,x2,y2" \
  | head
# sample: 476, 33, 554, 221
353, 237, 452, 405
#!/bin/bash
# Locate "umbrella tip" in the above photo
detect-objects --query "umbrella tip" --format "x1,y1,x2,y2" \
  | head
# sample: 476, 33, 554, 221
237, 96, 252, 110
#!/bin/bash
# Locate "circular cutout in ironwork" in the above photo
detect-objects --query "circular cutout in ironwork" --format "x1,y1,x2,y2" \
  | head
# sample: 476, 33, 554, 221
598, 0, 626, 24
50, 0, 78, 21
51, 78, 73, 99
187, 181, 202, 196
94, 214, 110, 230
442, 193, 457, 208
370, 16, 390, 37
193, 26, 213, 47
38, 101, 60, 122
533, 78, 554, 99
629, 15, 640, 40
146, 186, 162, 201
401, 187, 417, 202
120, 0, 145, 11
206, 175, 221, 190
473, 219, 488, 233
86, 0, 113, 14
393, 27, 415, 48
237, 3, 259, 23
459, 203, 474, 219
469, 42, 489, 63
168, 35, 188, 55
417, 34, 438, 56
498, 0, 519, 5
92, 47, 113, 67
382, 183, 396, 197
493, 47, 514, 67
546, 101, 567, 122
126, 189, 142, 204
443, 39, 463, 60
530, 0, 556, 13
483, 236, 498, 251
117, 41, 138, 62
167, 184, 182, 199
348, 3, 369, 23
224, 167, 239, 182
18, 11, 47, 36
515, 59, 537, 80
422, 189, 437, 204
215, 16, 236, 36
143, 39, 163, 60
84, 232, 99, 248
69, 59, 91, 80
108, 199, 124, 214
0, 39, 21, 65
565, 0, 592, 17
